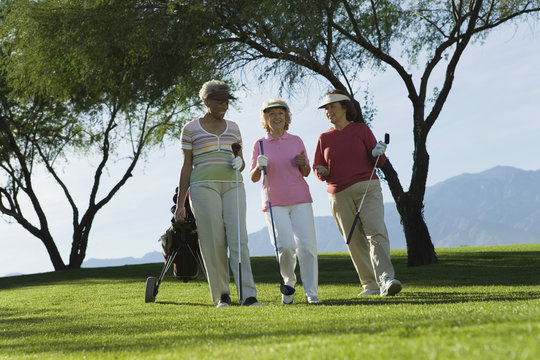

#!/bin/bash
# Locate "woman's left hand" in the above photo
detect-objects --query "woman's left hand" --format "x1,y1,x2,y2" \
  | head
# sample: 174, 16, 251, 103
294, 151, 307, 167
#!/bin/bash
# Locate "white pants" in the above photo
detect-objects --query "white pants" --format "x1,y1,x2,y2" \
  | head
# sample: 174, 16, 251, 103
189, 181, 257, 303
264, 202, 318, 297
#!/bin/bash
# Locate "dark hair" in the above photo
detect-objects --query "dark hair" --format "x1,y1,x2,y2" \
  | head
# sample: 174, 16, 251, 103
325, 89, 358, 122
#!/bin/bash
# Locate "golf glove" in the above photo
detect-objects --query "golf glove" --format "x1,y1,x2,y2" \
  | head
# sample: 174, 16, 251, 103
371, 141, 387, 157
257, 155, 268, 169
232, 156, 243, 170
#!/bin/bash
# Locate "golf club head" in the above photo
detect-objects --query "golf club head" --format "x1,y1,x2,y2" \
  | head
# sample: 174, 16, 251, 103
280, 283, 296, 296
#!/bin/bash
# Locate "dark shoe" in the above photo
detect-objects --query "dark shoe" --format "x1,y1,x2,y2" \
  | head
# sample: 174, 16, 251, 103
242, 296, 262, 306
216, 294, 231, 308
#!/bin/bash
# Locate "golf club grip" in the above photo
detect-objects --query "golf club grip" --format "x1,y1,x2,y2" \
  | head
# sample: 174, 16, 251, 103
384, 133, 390, 144
346, 212, 360, 244
258, 140, 267, 175
239, 263, 243, 300
231, 142, 242, 157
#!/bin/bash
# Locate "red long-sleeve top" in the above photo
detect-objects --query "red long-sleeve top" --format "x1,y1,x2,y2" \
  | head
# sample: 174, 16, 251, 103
313, 122, 386, 194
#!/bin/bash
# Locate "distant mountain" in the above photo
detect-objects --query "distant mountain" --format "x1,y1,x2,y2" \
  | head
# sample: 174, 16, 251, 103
83, 166, 539, 267
421, 166, 540, 247
83, 252, 163, 268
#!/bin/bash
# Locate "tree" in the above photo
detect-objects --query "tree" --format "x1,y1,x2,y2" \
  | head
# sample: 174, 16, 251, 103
173, 0, 540, 265
0, 0, 221, 270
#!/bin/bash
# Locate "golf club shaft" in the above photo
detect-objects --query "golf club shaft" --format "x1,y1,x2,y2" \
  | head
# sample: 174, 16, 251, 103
235, 169, 243, 301
232, 143, 243, 302
346, 133, 390, 244
259, 141, 288, 287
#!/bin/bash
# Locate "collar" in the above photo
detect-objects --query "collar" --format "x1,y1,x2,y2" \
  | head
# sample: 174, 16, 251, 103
265, 131, 290, 141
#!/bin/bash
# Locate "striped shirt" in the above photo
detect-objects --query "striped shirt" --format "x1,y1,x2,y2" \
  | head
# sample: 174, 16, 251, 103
181, 118, 243, 183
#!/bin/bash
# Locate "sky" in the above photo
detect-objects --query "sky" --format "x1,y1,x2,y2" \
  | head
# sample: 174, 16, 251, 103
1, 24, 539, 277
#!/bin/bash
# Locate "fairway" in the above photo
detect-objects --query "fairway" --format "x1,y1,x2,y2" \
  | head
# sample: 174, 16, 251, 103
0, 245, 539, 359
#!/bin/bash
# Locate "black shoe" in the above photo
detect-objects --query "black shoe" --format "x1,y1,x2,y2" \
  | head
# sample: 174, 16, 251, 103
242, 296, 262, 306
216, 294, 231, 308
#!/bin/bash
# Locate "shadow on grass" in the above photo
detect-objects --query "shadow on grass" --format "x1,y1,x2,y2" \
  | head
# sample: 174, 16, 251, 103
393, 250, 540, 287
1, 247, 539, 290
319, 290, 540, 306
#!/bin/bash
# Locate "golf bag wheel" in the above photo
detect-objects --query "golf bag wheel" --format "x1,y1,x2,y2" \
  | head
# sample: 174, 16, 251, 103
145, 277, 157, 303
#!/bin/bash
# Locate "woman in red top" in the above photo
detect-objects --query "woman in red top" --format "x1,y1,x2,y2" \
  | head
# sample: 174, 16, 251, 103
313, 89, 402, 297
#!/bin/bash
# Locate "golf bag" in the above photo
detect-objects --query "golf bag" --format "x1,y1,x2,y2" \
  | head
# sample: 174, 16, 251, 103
145, 188, 206, 303
160, 190, 202, 281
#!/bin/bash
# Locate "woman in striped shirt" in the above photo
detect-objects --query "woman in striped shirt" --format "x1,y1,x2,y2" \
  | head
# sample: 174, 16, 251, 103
174, 80, 261, 308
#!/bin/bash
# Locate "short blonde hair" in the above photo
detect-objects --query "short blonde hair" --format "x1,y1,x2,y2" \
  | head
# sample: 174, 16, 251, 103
260, 98, 291, 132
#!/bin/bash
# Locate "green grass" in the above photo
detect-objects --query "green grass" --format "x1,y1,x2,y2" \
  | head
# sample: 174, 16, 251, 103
1, 244, 539, 359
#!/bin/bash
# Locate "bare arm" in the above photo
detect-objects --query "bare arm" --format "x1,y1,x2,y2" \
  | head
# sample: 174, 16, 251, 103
174, 148, 193, 222
250, 166, 262, 182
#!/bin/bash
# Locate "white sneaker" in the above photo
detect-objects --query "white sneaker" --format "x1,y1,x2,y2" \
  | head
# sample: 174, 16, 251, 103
216, 294, 231, 308
380, 277, 402, 296
282, 294, 294, 304
306, 295, 321, 304
358, 288, 380, 296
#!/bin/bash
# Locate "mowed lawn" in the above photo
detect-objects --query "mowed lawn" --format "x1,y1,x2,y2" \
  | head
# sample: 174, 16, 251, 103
0, 244, 538, 359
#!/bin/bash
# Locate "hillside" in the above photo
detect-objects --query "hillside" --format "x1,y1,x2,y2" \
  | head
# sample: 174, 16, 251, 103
83, 166, 539, 266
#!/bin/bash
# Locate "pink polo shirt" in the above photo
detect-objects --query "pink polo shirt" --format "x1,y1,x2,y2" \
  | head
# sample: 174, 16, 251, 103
250, 132, 313, 212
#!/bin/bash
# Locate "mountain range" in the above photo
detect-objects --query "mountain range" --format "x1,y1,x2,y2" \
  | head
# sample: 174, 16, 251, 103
83, 166, 539, 267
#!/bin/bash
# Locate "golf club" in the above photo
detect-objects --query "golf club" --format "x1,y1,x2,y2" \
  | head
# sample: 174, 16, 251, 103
231, 142, 243, 303
346, 133, 390, 244
258, 140, 296, 296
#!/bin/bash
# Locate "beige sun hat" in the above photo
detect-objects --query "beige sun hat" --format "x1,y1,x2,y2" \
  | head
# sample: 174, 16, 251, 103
317, 93, 351, 109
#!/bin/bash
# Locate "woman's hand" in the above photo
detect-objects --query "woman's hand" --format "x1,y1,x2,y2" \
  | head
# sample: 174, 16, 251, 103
294, 151, 307, 167
313, 165, 329, 179
257, 155, 268, 169
232, 156, 243, 170
174, 206, 187, 223
295, 151, 310, 177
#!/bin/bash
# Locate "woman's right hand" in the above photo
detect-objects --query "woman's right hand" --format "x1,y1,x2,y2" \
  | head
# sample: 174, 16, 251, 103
174, 206, 187, 223
257, 155, 268, 169
313, 165, 329, 179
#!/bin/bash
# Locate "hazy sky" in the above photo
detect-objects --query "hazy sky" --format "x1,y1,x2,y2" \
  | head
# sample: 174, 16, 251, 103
1, 24, 539, 277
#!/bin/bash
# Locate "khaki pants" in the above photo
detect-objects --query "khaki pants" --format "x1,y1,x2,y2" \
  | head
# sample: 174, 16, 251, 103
189, 181, 257, 303
328, 181, 395, 290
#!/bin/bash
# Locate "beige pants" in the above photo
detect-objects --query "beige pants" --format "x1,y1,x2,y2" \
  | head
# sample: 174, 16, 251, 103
189, 181, 257, 303
328, 181, 395, 290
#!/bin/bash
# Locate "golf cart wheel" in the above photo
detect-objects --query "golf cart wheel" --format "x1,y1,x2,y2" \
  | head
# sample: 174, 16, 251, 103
145, 277, 157, 303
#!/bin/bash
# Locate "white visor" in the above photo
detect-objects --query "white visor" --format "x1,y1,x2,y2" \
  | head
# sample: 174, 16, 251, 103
318, 94, 351, 109
263, 103, 288, 112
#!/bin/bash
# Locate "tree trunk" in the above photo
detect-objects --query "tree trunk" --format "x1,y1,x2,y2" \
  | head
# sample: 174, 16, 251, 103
68, 212, 96, 269
41, 231, 68, 271
381, 160, 438, 266
395, 192, 438, 266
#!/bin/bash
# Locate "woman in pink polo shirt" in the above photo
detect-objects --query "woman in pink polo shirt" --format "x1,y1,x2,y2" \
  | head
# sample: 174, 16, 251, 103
250, 99, 320, 305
